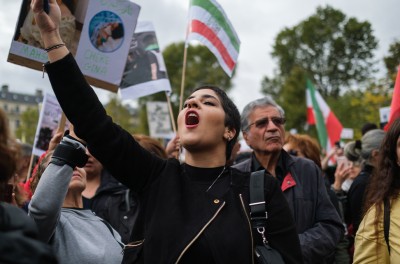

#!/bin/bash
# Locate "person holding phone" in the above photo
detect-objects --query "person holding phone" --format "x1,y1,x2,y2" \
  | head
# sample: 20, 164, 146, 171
347, 129, 386, 235
19, 0, 76, 53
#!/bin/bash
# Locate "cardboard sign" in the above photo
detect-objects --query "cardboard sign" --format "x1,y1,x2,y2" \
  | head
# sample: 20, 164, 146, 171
8, 0, 140, 92
146, 101, 173, 138
340, 128, 354, 139
379, 106, 390, 129
379, 106, 391, 123
32, 93, 69, 157
120, 21, 171, 99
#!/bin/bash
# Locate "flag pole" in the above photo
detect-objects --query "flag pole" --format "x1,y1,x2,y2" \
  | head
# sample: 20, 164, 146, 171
179, 0, 192, 112
178, 46, 187, 160
165, 91, 177, 133
25, 154, 35, 181
179, 44, 188, 111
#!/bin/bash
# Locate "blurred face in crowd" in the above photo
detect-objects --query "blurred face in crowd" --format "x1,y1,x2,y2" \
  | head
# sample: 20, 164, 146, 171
69, 167, 87, 192
37, 153, 87, 193
283, 143, 304, 158
348, 161, 362, 180
84, 149, 103, 178
243, 106, 285, 155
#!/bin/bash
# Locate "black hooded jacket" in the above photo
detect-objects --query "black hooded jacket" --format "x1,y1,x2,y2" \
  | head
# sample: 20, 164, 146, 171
83, 170, 139, 244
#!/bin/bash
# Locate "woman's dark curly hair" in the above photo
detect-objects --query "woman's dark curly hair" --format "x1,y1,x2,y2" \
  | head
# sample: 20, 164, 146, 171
0, 109, 19, 183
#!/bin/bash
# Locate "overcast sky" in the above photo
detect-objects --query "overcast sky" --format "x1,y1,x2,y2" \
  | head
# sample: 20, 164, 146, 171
0, 0, 398, 112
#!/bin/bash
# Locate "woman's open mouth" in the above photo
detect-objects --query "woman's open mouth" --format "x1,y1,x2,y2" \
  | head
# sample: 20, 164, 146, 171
185, 110, 199, 128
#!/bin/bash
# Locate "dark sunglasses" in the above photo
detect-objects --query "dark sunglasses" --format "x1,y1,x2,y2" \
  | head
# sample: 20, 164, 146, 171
246, 116, 286, 130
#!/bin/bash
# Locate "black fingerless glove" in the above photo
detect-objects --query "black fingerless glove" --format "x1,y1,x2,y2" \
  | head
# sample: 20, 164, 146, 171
50, 135, 88, 168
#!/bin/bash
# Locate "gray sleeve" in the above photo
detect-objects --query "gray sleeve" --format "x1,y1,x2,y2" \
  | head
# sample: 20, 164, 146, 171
28, 163, 73, 243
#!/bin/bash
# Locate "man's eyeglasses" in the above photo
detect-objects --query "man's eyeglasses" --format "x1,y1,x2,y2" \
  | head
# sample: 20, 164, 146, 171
246, 116, 286, 130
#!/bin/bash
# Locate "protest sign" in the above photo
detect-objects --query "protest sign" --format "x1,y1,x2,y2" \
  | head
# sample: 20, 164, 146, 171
8, 0, 140, 92
340, 128, 354, 139
33, 93, 69, 156
146, 101, 173, 138
380, 106, 390, 129
120, 21, 172, 99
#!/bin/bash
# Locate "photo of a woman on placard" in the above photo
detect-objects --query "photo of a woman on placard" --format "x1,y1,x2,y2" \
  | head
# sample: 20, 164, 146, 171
89, 11, 125, 53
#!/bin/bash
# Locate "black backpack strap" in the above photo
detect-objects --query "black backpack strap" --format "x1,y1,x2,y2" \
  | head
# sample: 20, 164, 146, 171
384, 198, 390, 255
249, 170, 268, 244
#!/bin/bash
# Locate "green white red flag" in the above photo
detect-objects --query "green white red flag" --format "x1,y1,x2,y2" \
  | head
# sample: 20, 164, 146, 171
384, 66, 400, 131
187, 0, 240, 77
306, 79, 343, 153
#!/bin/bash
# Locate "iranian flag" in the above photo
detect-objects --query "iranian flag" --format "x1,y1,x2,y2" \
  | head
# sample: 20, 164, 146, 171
187, 0, 240, 77
306, 79, 343, 153
384, 66, 400, 131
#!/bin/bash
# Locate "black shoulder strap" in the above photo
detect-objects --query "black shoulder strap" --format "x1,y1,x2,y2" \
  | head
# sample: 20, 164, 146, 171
384, 198, 390, 255
249, 170, 268, 229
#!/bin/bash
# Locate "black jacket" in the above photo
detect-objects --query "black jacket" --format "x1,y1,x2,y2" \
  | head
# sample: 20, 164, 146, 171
346, 163, 374, 234
46, 53, 303, 264
0, 202, 57, 263
233, 152, 344, 264
84, 170, 139, 244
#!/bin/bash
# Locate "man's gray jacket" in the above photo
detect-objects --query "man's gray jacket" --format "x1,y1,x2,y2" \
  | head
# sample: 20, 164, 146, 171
233, 150, 344, 264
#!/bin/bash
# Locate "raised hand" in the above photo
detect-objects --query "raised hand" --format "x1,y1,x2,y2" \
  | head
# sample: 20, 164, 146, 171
332, 161, 351, 192
31, 0, 62, 48
48, 130, 64, 151
165, 135, 180, 159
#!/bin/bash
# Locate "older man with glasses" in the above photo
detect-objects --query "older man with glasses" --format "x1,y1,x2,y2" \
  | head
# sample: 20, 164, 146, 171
233, 96, 344, 264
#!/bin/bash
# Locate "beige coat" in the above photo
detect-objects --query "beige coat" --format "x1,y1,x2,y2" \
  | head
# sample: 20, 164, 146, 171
353, 196, 400, 263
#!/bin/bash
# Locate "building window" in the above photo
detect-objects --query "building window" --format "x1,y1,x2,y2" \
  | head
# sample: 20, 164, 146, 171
15, 105, 20, 113
15, 119, 20, 128
3, 104, 8, 111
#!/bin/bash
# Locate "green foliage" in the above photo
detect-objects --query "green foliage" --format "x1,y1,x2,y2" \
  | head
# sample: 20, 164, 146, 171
265, 71, 391, 140
260, 5, 387, 142
104, 94, 139, 134
137, 42, 234, 131
261, 75, 283, 98
275, 67, 308, 132
15, 107, 39, 144
330, 80, 391, 139
270, 5, 378, 98
384, 40, 400, 82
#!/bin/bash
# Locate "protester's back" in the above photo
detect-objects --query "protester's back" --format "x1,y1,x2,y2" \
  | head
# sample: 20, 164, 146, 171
0, 108, 57, 263
0, 202, 58, 264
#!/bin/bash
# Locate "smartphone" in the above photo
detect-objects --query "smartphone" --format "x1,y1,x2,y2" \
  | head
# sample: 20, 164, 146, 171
43, 0, 50, 14
336, 156, 351, 169
0, 184, 14, 203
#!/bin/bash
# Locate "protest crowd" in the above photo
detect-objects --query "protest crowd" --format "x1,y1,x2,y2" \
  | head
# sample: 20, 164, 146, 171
1, 0, 400, 264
